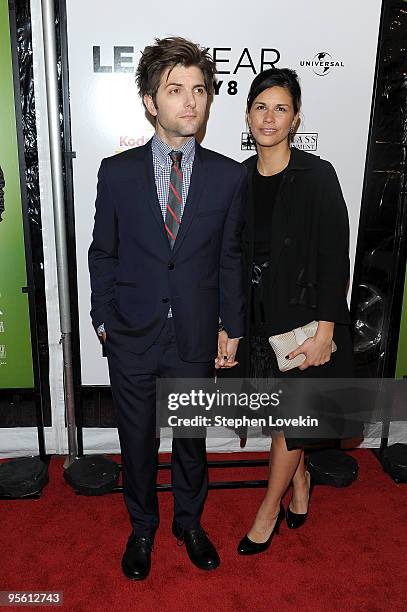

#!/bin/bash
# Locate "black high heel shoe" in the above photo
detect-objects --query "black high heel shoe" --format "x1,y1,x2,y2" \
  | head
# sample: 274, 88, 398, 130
286, 471, 315, 530
237, 504, 285, 555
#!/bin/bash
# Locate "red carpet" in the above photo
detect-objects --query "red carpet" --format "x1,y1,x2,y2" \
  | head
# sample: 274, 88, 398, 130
1, 450, 407, 612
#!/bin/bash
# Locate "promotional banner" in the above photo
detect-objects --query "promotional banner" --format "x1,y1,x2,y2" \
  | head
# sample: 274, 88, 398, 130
0, 0, 34, 389
65, 0, 382, 385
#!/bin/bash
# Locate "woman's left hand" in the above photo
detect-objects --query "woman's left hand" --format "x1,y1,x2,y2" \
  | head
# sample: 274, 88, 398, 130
287, 321, 335, 370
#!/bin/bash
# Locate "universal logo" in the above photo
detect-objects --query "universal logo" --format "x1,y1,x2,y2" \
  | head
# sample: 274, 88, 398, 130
241, 132, 318, 152
300, 52, 344, 76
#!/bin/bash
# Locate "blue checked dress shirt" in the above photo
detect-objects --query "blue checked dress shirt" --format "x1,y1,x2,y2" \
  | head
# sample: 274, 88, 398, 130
151, 133, 195, 219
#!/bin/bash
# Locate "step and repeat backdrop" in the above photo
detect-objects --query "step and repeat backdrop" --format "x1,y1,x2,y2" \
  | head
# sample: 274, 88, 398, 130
64, 0, 382, 385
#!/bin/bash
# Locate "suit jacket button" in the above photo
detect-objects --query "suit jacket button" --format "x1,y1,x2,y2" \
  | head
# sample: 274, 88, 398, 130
284, 237, 292, 247
162, 297, 169, 303
168, 263, 174, 270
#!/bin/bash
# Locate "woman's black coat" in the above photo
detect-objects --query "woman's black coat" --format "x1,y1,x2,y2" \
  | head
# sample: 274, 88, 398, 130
234, 147, 352, 378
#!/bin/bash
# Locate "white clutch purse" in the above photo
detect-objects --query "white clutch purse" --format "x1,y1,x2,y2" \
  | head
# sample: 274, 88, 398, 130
268, 320, 337, 372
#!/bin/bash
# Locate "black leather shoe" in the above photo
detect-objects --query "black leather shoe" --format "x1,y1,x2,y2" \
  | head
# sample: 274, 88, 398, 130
286, 471, 315, 529
237, 504, 285, 556
121, 533, 153, 581
172, 522, 220, 570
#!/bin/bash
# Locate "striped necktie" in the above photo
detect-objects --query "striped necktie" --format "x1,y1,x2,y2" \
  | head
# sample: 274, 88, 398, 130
165, 151, 183, 248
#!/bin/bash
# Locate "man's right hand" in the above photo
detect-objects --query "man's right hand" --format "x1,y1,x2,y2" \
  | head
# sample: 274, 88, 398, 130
97, 323, 106, 343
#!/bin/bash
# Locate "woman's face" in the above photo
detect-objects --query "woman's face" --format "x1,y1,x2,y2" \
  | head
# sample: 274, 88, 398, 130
247, 86, 299, 149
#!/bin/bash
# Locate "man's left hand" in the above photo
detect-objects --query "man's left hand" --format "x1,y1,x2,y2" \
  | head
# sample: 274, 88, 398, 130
215, 331, 240, 369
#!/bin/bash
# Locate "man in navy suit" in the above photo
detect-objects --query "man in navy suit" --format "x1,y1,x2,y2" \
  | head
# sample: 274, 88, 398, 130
88, 37, 246, 580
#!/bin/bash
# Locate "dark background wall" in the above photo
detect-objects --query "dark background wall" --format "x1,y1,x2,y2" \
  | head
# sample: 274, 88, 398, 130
350, 0, 407, 378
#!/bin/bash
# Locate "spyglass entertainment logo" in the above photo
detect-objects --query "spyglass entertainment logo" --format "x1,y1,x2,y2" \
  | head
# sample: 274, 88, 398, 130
241, 132, 318, 151
241, 132, 255, 151
293, 133, 318, 151
300, 52, 344, 76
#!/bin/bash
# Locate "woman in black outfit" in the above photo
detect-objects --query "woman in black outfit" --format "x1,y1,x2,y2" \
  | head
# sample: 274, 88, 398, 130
236, 68, 353, 555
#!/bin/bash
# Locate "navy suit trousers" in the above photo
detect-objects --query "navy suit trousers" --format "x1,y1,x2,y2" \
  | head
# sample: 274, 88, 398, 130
105, 318, 213, 537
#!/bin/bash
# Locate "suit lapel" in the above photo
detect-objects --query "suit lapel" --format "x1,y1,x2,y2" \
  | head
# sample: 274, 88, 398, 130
172, 142, 206, 256
140, 141, 171, 252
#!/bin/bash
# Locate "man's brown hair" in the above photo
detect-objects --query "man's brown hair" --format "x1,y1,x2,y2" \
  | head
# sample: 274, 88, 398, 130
136, 36, 216, 105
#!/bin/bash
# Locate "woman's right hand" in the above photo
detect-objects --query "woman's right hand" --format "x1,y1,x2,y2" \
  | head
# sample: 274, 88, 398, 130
287, 322, 335, 370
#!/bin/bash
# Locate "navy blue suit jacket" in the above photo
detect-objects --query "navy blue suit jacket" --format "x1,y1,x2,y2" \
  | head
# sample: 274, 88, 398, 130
88, 140, 247, 362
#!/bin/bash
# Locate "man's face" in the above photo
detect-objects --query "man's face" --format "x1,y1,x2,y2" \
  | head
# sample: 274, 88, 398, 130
144, 64, 208, 145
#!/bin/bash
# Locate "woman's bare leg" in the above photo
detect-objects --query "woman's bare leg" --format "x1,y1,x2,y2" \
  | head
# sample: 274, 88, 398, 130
289, 450, 311, 514
247, 433, 301, 543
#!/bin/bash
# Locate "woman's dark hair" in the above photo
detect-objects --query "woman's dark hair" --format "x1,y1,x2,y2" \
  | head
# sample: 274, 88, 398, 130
136, 36, 216, 105
247, 68, 301, 113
